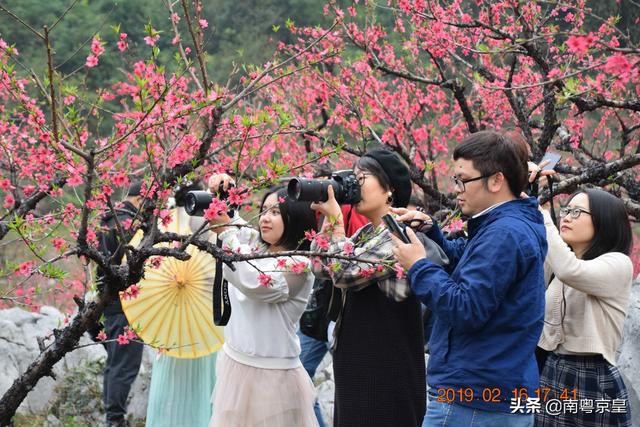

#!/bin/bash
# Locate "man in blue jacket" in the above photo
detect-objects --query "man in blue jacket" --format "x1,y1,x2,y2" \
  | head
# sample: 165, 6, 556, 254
392, 131, 547, 426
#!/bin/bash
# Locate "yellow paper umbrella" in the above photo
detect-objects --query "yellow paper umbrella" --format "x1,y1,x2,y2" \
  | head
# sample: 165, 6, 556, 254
121, 208, 224, 358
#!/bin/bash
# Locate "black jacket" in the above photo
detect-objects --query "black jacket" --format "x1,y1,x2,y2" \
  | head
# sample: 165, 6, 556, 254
96, 200, 139, 315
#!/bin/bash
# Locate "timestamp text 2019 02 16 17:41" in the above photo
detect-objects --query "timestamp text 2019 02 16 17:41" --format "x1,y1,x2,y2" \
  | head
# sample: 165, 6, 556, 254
435, 387, 578, 404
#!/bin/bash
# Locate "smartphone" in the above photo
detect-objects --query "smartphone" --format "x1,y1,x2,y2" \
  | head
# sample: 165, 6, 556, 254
382, 214, 410, 243
540, 152, 561, 171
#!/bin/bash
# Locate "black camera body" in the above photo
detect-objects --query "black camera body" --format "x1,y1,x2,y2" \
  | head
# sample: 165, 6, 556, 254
287, 170, 361, 205
185, 184, 233, 216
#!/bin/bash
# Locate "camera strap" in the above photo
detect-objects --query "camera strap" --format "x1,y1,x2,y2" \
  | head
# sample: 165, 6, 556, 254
213, 237, 231, 326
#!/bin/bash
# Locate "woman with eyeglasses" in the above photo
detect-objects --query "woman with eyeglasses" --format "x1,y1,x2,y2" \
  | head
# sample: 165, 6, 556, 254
310, 149, 447, 427
533, 187, 633, 427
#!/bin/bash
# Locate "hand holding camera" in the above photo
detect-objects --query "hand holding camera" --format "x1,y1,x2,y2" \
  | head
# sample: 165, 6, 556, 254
184, 173, 235, 224
309, 185, 342, 220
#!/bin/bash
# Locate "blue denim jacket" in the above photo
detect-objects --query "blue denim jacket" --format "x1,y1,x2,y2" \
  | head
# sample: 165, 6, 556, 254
409, 197, 547, 412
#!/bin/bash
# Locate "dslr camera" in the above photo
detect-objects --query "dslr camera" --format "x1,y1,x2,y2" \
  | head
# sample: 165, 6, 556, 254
185, 184, 233, 216
287, 170, 361, 204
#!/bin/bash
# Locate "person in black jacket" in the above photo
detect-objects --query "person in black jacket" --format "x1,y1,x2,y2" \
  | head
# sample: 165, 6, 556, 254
97, 181, 144, 427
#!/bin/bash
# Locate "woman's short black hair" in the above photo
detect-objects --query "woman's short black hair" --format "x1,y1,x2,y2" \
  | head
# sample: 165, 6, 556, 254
568, 188, 632, 260
354, 156, 393, 192
259, 186, 318, 251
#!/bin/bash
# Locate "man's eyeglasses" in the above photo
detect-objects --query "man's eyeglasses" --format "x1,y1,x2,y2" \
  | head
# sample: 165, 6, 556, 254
451, 173, 496, 192
559, 207, 591, 219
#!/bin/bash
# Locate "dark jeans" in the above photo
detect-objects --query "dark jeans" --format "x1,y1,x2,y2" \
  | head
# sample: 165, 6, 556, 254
103, 312, 143, 423
298, 330, 330, 427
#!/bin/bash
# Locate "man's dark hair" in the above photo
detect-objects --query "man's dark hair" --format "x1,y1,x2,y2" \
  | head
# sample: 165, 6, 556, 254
259, 186, 318, 251
568, 188, 632, 260
453, 131, 529, 197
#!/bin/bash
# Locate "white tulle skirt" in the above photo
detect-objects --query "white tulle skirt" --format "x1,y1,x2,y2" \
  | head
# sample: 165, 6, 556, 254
209, 350, 318, 427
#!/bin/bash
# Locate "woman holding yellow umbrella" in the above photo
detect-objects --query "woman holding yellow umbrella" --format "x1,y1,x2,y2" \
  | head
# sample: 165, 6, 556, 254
207, 173, 319, 427
121, 181, 223, 427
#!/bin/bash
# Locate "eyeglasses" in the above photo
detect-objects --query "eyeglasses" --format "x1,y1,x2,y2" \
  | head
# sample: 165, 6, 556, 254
559, 207, 591, 219
356, 173, 372, 187
450, 173, 496, 192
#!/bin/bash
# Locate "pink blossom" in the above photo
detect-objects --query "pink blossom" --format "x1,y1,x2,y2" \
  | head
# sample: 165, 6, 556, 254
85, 55, 99, 68
604, 53, 632, 78
116, 334, 130, 345
199, 19, 208, 29
120, 33, 128, 40
91, 37, 105, 56
277, 258, 288, 269
112, 173, 128, 187
304, 230, 317, 241
290, 261, 308, 274
53, 237, 66, 251
394, 263, 406, 279
63, 95, 76, 105
258, 273, 273, 287
144, 35, 160, 46
97, 330, 107, 341
159, 209, 173, 226
227, 187, 249, 205
117, 40, 128, 52
203, 198, 228, 220
3, 194, 15, 209
314, 234, 330, 250
566, 34, 595, 57
443, 219, 465, 233
359, 267, 376, 279
122, 284, 140, 300
125, 326, 138, 340
171, 13, 180, 24
15, 261, 35, 276
343, 242, 355, 255
0, 178, 12, 191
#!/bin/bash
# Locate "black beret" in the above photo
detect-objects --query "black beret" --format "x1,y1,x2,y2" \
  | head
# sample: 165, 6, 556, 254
362, 149, 412, 207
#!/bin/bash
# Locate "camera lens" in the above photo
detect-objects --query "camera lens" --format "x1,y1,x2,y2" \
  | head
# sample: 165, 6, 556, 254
185, 193, 197, 215
184, 191, 213, 216
288, 180, 302, 200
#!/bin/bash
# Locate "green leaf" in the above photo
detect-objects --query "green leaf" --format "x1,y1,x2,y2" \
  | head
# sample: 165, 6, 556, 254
38, 264, 69, 280
272, 24, 280, 32
285, 18, 294, 30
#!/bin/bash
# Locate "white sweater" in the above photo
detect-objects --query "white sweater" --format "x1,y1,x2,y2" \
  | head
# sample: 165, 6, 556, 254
538, 209, 633, 365
218, 219, 314, 369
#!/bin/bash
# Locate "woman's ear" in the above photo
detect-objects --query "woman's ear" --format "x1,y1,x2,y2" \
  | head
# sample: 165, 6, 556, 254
387, 191, 394, 205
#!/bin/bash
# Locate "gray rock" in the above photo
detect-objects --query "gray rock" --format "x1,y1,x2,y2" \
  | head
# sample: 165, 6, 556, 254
315, 352, 334, 426
43, 414, 63, 427
0, 306, 153, 420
